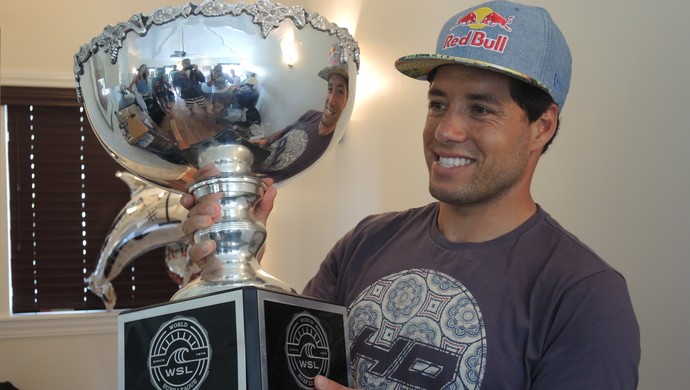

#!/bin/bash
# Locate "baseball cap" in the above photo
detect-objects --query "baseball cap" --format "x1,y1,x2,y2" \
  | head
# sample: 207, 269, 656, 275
318, 43, 350, 82
395, 0, 571, 111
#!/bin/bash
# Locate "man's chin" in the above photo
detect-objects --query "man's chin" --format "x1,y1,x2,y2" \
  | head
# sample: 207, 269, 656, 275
321, 116, 340, 128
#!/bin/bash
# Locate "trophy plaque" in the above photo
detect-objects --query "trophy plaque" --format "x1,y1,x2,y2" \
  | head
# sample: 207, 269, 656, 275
74, 0, 359, 388
119, 287, 349, 389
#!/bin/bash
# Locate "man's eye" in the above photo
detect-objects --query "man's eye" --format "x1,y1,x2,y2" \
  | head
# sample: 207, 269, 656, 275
428, 101, 445, 111
472, 105, 493, 115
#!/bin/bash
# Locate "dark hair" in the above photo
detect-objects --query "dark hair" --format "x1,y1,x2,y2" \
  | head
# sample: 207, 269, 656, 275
508, 78, 559, 154
427, 66, 560, 154
138, 64, 149, 80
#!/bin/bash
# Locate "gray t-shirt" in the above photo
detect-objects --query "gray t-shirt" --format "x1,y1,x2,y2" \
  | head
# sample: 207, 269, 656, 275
303, 203, 640, 389
259, 110, 333, 182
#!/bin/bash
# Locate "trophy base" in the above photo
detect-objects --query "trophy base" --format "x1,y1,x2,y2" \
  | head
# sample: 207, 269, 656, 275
118, 286, 351, 389
170, 270, 295, 301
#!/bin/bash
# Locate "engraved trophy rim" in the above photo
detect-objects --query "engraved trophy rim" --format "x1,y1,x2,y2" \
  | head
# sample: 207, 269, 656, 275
73, 0, 361, 105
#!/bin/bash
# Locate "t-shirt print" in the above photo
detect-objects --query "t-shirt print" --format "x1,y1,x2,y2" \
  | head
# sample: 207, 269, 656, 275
347, 268, 487, 389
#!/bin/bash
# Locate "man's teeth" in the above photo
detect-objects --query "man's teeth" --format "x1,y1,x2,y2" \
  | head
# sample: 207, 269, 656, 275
438, 156, 474, 168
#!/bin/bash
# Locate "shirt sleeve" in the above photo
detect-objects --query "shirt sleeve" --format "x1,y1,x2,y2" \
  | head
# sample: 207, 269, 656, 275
301, 230, 352, 303
531, 269, 640, 389
300, 211, 383, 305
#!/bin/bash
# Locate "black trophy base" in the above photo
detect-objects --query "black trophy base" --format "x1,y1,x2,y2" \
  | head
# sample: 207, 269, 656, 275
118, 286, 350, 389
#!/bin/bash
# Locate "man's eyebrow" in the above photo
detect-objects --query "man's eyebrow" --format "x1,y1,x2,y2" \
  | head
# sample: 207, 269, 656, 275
466, 92, 500, 104
427, 87, 447, 98
427, 87, 500, 104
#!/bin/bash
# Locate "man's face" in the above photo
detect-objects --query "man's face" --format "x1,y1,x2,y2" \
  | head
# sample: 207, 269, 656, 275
423, 65, 543, 208
182, 59, 191, 68
321, 73, 349, 129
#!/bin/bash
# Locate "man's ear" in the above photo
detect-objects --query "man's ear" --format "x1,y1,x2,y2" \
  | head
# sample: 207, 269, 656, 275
531, 103, 559, 151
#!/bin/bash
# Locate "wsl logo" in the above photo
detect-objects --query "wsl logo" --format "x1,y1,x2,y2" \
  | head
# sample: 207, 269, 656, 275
285, 312, 331, 389
148, 316, 211, 390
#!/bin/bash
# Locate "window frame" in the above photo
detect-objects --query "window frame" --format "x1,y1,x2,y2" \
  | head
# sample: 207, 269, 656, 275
0, 96, 107, 338
0, 85, 180, 335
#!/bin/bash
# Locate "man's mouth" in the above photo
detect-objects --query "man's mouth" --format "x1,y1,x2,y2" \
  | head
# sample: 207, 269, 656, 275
437, 156, 475, 168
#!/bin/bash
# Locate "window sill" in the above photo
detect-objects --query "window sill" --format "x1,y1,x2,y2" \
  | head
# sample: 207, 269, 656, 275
0, 311, 120, 339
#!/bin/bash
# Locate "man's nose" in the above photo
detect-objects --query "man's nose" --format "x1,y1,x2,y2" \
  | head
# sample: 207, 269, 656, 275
434, 111, 469, 143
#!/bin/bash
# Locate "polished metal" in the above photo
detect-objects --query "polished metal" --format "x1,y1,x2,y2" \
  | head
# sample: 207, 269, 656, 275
75, 0, 359, 300
84, 171, 192, 310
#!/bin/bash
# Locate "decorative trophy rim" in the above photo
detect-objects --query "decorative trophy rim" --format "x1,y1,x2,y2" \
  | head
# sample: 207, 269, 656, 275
73, 0, 360, 103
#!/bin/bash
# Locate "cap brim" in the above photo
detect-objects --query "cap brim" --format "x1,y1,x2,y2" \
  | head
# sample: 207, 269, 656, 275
318, 66, 349, 81
395, 53, 548, 93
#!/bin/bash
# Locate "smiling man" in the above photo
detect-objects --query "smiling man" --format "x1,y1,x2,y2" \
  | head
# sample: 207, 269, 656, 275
252, 69, 349, 183
423, 64, 554, 243
182, 1, 640, 388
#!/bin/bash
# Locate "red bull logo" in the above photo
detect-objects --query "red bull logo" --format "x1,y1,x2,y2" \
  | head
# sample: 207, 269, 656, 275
443, 30, 508, 53
445, 6, 514, 53
450, 6, 513, 32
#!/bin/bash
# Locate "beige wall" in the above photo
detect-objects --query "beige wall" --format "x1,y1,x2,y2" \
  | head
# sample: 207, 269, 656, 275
2, 0, 690, 388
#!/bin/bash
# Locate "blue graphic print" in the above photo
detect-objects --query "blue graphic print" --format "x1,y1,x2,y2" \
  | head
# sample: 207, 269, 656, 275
347, 269, 487, 389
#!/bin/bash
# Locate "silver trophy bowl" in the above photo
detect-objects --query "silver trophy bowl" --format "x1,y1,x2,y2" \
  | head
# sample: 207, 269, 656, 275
74, 0, 358, 300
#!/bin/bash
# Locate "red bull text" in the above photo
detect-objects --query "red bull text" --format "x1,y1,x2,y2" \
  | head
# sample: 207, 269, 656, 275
442, 30, 509, 53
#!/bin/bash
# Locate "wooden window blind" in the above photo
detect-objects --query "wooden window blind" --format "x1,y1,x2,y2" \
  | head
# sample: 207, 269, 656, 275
2, 86, 178, 313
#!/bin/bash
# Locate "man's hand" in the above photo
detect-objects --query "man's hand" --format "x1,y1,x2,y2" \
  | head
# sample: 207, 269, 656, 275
180, 164, 277, 268
314, 375, 355, 390
180, 190, 220, 265
250, 137, 269, 148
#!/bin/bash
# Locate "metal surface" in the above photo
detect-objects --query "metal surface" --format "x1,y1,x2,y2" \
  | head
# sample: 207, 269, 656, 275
75, 0, 359, 300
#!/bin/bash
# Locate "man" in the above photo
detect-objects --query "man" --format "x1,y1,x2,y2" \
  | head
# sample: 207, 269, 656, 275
206, 64, 234, 112
152, 67, 175, 110
172, 58, 208, 114
229, 68, 242, 87
182, 1, 640, 388
252, 67, 349, 182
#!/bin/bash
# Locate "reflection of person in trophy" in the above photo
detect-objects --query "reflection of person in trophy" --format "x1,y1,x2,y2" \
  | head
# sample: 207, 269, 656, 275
206, 64, 234, 112
117, 86, 183, 164
172, 58, 209, 115
229, 68, 242, 87
182, 1, 640, 389
244, 71, 258, 90
128, 64, 165, 125
252, 46, 349, 182
169, 64, 180, 94
152, 67, 175, 110
218, 71, 262, 138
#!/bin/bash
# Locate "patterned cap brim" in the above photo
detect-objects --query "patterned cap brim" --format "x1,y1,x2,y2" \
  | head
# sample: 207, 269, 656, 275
318, 66, 350, 82
395, 53, 548, 95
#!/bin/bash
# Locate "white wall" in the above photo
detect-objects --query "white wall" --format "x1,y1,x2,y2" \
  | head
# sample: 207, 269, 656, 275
1, 0, 689, 389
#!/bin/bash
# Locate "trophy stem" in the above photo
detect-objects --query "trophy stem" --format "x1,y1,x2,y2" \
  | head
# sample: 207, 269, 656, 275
171, 144, 293, 301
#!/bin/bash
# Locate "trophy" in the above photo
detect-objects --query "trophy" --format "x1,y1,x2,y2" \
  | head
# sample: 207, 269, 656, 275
74, 1, 358, 388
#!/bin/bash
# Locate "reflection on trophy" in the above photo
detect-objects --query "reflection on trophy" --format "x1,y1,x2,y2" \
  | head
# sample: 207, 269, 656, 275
75, 0, 359, 299
84, 171, 198, 311
75, 0, 358, 388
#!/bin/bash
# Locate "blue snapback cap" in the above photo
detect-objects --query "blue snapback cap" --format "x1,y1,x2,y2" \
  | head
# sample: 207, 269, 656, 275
395, 0, 572, 111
